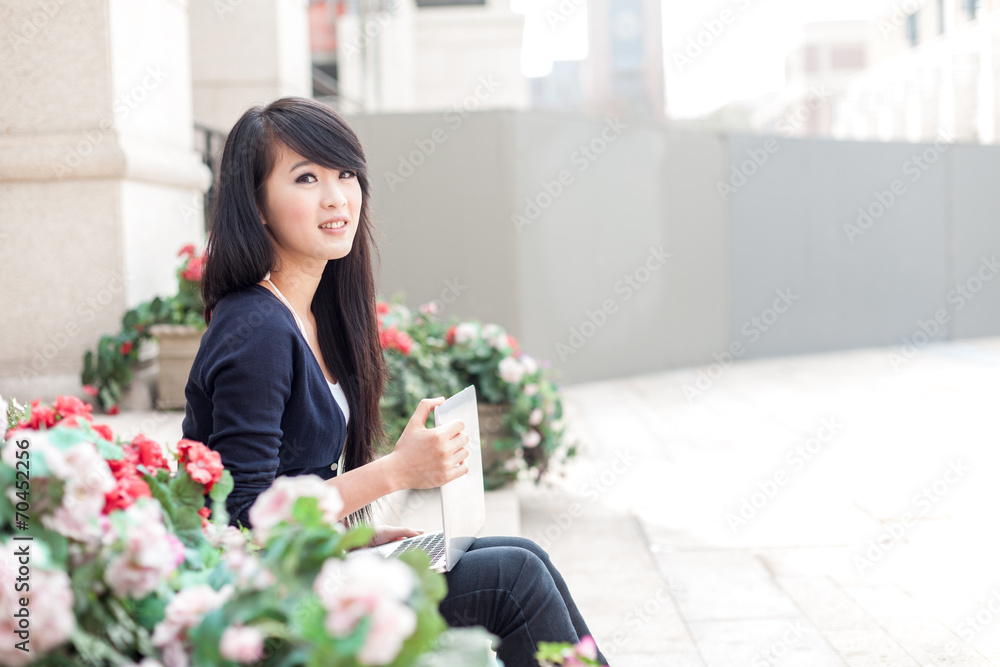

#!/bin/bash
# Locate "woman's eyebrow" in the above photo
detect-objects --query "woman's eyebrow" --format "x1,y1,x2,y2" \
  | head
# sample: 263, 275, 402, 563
288, 159, 313, 173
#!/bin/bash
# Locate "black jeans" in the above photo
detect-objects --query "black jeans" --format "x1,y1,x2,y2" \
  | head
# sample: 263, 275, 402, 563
440, 536, 609, 666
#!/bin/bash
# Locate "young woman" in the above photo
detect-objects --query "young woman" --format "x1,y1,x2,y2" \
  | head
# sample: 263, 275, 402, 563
181, 96, 609, 666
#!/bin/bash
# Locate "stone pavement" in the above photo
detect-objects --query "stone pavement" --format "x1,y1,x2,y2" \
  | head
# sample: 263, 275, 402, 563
529, 337, 1000, 667
92, 337, 1000, 666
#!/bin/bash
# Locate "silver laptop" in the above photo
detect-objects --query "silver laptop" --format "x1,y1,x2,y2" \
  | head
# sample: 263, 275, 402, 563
361, 385, 486, 572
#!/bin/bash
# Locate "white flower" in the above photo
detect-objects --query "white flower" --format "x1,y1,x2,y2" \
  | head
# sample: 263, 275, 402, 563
522, 430, 541, 448
220, 624, 265, 663
498, 357, 525, 385
249, 475, 345, 545
314, 553, 417, 664
523, 383, 539, 396
528, 408, 544, 426
453, 322, 479, 344
520, 355, 538, 375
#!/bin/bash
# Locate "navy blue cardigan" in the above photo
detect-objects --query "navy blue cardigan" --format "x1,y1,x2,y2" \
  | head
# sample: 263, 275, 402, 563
181, 284, 347, 529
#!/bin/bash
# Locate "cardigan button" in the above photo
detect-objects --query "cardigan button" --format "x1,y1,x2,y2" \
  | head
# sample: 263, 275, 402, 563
330, 462, 338, 471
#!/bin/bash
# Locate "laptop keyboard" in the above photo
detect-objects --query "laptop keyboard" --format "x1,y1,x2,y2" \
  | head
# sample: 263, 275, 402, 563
388, 531, 446, 564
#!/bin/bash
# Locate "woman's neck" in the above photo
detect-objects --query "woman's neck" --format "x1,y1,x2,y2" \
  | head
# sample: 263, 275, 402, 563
263, 261, 324, 319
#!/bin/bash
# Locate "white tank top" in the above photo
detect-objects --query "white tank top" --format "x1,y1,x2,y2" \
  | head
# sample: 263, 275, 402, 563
262, 271, 350, 425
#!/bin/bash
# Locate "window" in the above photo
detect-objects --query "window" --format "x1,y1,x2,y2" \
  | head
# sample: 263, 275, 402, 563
905, 12, 918, 47
965, 0, 982, 20
937, 0, 945, 34
830, 46, 865, 70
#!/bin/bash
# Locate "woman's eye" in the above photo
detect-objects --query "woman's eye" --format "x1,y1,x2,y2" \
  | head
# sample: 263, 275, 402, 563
296, 173, 317, 183
340, 170, 356, 179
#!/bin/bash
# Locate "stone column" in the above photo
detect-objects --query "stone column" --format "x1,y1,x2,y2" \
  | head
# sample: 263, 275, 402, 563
0, 0, 211, 402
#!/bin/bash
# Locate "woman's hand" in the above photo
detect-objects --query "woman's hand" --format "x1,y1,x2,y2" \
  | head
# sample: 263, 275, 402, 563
367, 525, 424, 548
383, 397, 471, 491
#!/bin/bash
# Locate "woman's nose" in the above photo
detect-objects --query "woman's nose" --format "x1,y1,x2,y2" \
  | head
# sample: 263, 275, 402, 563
322, 177, 349, 207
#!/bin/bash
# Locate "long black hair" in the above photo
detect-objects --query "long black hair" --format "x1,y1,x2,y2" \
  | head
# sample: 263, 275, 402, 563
201, 96, 387, 527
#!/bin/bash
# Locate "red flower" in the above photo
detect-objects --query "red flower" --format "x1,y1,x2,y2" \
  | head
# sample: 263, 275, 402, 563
82, 384, 99, 397
119, 340, 133, 356
177, 438, 224, 494
27, 400, 56, 430
104, 472, 151, 514
92, 423, 114, 443
53, 395, 93, 421
379, 326, 413, 356
107, 405, 120, 416
507, 335, 521, 357
131, 434, 169, 472
180, 255, 204, 282
446, 325, 457, 346
178, 244, 196, 257
376, 301, 390, 315
198, 505, 212, 530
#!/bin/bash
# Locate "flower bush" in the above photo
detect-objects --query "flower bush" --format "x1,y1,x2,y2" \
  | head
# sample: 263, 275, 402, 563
376, 297, 577, 490
0, 395, 496, 666
81, 244, 208, 414
536, 636, 601, 666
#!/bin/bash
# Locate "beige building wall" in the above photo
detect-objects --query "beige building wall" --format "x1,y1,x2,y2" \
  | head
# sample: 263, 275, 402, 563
0, 0, 210, 402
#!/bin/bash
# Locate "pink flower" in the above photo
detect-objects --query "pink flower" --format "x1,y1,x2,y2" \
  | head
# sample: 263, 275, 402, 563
219, 624, 265, 663
529, 408, 544, 426
576, 635, 598, 660
249, 475, 345, 544
0, 545, 75, 666
42, 442, 116, 544
104, 500, 183, 598
314, 553, 416, 665
152, 584, 235, 654
418, 301, 440, 315
522, 430, 541, 448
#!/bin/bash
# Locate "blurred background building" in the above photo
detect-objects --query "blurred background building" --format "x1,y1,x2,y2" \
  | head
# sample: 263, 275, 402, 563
3, 0, 1000, 400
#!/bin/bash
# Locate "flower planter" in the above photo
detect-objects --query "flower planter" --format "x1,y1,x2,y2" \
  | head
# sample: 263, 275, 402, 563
477, 402, 511, 482
117, 337, 160, 412
149, 324, 205, 410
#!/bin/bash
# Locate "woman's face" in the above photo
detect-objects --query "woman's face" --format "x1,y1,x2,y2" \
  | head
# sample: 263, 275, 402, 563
259, 143, 362, 268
